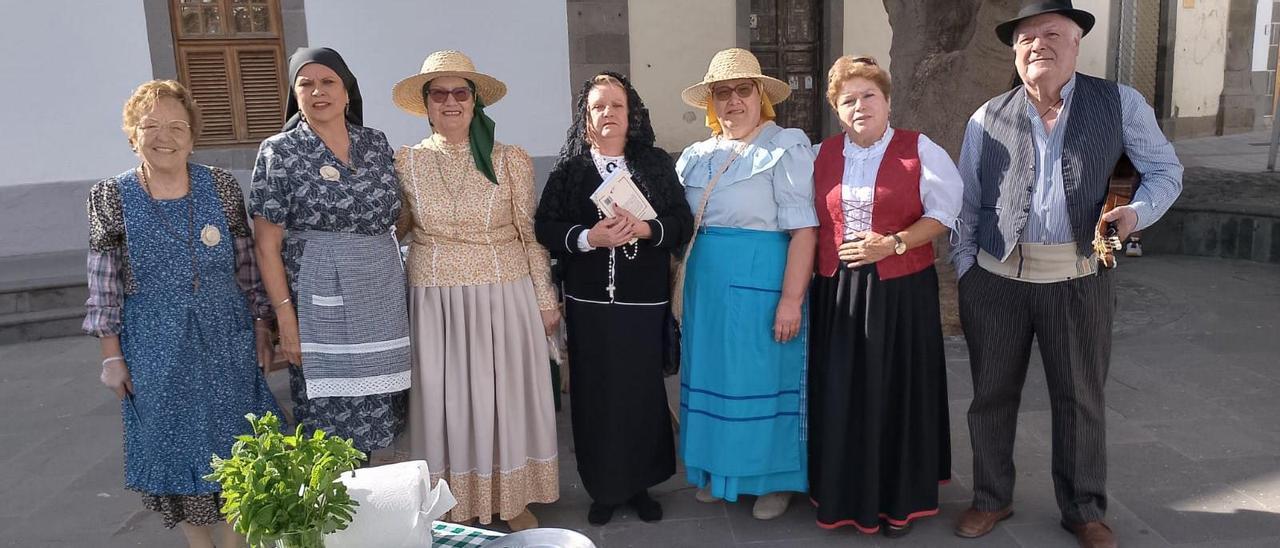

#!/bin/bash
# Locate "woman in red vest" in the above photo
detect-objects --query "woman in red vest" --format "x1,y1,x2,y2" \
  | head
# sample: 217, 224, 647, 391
807, 56, 962, 538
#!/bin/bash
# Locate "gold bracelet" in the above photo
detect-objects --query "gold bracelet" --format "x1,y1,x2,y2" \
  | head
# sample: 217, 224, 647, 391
273, 297, 292, 309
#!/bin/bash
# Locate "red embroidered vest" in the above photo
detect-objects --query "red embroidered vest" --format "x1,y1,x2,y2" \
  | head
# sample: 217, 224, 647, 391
813, 129, 934, 280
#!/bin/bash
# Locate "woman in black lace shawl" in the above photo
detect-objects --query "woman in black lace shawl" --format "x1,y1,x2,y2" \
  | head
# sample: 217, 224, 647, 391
534, 72, 692, 525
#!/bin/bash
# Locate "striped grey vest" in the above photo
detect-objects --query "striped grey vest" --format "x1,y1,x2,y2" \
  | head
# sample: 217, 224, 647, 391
977, 73, 1123, 259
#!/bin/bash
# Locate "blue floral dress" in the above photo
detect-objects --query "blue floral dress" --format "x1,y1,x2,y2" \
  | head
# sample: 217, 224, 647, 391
250, 121, 408, 452
87, 164, 282, 528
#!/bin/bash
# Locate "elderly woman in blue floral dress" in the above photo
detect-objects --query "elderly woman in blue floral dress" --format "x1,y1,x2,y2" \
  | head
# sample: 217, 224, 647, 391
85, 79, 281, 548
251, 48, 411, 457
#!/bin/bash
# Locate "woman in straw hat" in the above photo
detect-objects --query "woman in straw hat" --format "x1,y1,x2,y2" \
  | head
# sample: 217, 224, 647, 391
391, 50, 559, 530
534, 72, 692, 525
674, 47, 818, 520
250, 47, 410, 459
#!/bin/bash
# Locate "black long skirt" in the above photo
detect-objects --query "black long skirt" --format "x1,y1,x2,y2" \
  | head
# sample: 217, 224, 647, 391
807, 263, 951, 533
565, 297, 676, 505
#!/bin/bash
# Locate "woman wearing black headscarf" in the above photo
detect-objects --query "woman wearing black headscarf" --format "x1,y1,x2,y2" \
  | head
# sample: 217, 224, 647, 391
535, 72, 693, 525
250, 47, 410, 458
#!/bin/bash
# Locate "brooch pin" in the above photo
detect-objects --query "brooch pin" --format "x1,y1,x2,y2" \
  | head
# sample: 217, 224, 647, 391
200, 224, 221, 247
320, 165, 341, 181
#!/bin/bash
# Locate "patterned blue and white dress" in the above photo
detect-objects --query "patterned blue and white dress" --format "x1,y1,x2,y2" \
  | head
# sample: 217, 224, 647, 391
250, 121, 409, 452
84, 163, 282, 528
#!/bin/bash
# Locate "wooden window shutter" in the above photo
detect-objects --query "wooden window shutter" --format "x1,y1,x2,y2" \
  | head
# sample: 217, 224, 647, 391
180, 47, 237, 145
170, 0, 284, 147
234, 47, 285, 139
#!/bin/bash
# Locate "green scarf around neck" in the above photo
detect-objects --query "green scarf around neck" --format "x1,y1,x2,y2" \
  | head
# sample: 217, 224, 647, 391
469, 91, 498, 184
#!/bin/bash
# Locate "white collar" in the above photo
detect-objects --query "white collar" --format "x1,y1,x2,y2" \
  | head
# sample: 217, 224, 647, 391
843, 127, 894, 160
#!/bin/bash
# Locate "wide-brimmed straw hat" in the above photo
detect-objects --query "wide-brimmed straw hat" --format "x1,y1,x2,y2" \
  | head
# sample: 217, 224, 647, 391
392, 50, 507, 116
995, 0, 1095, 47
681, 48, 791, 109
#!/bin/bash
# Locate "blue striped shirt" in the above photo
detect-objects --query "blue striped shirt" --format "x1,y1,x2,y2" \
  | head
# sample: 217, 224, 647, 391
952, 76, 1184, 276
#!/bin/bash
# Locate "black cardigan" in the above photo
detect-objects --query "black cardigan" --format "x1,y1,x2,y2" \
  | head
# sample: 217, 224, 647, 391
534, 147, 694, 303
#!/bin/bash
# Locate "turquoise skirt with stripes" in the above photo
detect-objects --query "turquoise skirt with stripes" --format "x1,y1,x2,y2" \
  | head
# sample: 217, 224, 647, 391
679, 227, 808, 501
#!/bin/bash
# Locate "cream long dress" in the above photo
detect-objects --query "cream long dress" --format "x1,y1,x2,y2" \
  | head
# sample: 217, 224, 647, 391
394, 134, 560, 524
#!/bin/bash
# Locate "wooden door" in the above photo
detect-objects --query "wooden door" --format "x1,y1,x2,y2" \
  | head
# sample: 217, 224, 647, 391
749, 0, 822, 142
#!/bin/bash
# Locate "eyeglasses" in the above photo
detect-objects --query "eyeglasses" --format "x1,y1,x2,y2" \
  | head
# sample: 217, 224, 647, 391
427, 87, 473, 104
711, 82, 757, 102
137, 119, 192, 136
850, 56, 879, 66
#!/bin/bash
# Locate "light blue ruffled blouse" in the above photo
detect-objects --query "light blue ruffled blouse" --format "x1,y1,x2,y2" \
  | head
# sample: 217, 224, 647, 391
676, 122, 819, 232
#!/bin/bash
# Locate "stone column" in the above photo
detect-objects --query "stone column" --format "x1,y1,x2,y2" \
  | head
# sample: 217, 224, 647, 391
1218, 0, 1260, 134
565, 0, 630, 111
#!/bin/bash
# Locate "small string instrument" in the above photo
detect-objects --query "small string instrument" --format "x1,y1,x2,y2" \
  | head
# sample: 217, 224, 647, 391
1093, 155, 1140, 269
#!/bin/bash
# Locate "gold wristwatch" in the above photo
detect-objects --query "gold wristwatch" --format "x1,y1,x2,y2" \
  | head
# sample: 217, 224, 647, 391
891, 233, 907, 255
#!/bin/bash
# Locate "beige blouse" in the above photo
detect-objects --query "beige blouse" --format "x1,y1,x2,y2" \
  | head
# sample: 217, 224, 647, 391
394, 134, 555, 311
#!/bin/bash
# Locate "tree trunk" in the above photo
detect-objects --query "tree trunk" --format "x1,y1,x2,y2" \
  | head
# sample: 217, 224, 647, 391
882, 0, 1020, 335
883, 0, 1020, 156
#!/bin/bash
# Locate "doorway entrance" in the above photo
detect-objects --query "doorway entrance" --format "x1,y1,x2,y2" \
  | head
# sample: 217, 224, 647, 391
748, 0, 823, 143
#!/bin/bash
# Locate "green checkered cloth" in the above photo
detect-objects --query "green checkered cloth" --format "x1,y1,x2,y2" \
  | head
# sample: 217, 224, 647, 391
430, 521, 506, 547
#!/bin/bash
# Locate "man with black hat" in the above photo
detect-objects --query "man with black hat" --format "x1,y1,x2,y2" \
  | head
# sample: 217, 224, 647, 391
951, 1, 1183, 547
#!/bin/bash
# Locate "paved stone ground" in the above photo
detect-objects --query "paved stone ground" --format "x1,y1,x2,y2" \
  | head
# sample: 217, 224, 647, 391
1, 255, 1278, 547
1174, 130, 1279, 173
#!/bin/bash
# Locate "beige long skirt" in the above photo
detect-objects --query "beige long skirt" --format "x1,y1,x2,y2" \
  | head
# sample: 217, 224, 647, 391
408, 277, 559, 524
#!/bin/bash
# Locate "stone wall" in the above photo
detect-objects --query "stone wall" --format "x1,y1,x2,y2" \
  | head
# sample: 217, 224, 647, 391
1170, 0, 1230, 138
1143, 167, 1280, 263
629, 0, 736, 152
566, 0, 630, 113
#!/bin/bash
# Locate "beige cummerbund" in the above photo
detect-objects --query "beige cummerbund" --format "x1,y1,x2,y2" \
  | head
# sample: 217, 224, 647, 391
977, 243, 1098, 283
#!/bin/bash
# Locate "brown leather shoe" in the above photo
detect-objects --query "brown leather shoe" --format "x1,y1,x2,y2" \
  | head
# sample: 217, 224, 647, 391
954, 506, 1014, 538
1061, 520, 1117, 548
506, 508, 539, 531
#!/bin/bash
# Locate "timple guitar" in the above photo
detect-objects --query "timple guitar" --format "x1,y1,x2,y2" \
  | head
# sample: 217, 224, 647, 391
1093, 155, 1140, 269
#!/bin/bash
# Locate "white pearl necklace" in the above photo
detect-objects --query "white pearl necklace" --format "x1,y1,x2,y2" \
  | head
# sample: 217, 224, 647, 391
589, 149, 639, 262
590, 149, 638, 301
594, 206, 640, 261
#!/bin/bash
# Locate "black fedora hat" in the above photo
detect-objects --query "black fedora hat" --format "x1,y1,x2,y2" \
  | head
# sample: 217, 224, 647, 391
995, 0, 1096, 46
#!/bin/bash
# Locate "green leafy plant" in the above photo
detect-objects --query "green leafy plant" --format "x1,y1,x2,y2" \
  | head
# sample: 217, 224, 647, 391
206, 412, 366, 548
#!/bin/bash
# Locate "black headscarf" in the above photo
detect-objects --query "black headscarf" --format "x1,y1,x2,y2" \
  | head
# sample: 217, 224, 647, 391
283, 47, 363, 131
551, 71, 682, 213
555, 71, 657, 167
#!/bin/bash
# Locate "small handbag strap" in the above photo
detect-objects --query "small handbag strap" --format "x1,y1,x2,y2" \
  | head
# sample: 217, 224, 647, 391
671, 125, 766, 323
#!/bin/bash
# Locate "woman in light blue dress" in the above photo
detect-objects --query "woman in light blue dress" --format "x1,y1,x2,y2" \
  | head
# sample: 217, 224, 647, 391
674, 48, 818, 521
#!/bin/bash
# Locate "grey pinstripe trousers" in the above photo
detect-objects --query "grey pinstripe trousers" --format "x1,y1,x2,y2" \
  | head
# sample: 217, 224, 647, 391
958, 265, 1114, 524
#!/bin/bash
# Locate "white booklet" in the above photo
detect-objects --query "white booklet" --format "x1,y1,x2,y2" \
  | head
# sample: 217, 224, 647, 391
590, 169, 657, 220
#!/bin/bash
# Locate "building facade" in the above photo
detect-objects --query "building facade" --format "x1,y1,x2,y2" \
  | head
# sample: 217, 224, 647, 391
1, 0, 574, 258
0, 0, 1272, 259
